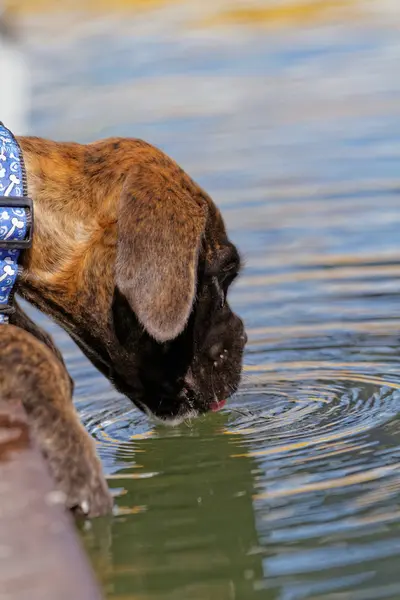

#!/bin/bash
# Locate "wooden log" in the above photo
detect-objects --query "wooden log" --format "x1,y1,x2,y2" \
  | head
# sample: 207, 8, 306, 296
0, 399, 104, 600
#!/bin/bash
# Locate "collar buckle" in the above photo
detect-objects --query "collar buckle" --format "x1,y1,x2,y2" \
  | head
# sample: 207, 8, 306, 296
0, 196, 33, 249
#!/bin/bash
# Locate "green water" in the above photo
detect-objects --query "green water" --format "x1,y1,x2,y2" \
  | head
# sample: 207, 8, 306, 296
26, 2, 400, 598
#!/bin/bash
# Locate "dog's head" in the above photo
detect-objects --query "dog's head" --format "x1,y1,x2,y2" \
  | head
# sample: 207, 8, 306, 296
108, 162, 246, 423
18, 138, 246, 425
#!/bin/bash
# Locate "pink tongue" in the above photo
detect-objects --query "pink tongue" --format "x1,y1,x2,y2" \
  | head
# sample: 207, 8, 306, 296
210, 399, 226, 412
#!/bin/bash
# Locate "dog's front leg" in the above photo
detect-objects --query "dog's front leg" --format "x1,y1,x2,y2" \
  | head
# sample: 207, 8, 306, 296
10, 300, 74, 394
0, 325, 113, 518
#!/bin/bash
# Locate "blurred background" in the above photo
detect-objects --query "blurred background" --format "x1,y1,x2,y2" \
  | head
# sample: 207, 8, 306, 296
4, 1, 400, 599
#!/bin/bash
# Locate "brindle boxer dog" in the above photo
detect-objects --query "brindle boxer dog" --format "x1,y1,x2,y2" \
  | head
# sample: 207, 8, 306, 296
7, 137, 246, 514
0, 325, 112, 517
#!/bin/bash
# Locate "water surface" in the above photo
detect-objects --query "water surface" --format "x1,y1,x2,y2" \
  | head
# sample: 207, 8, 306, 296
25, 2, 400, 598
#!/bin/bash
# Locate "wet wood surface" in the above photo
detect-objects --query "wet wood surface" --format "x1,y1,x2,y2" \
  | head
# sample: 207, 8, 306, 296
0, 399, 104, 600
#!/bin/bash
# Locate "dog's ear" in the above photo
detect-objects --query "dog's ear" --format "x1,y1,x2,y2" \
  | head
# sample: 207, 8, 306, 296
115, 164, 208, 343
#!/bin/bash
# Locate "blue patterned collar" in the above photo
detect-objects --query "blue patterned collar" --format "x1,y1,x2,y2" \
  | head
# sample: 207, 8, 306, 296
0, 122, 33, 323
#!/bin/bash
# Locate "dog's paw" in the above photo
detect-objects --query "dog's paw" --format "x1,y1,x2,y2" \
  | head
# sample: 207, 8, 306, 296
66, 478, 113, 519
42, 431, 113, 519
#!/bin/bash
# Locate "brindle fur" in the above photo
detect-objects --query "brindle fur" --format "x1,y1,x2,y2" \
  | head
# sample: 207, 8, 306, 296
0, 325, 112, 517
10, 136, 246, 422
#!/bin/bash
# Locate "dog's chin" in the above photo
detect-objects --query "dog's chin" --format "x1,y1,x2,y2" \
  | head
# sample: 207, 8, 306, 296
146, 408, 199, 427
132, 387, 227, 427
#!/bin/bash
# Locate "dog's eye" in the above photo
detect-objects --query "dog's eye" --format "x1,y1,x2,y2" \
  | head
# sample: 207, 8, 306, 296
222, 270, 237, 287
221, 257, 239, 280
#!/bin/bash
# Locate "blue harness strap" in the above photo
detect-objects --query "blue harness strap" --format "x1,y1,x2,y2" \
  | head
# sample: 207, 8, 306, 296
0, 122, 33, 323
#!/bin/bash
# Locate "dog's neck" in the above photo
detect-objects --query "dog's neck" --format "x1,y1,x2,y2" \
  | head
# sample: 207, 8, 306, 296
19, 138, 115, 278
17, 137, 120, 340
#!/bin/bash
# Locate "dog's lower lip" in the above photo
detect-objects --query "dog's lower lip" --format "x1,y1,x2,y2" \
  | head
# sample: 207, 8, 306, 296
210, 399, 226, 412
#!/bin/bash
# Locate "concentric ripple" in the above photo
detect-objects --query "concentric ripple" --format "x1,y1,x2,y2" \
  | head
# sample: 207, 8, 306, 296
228, 370, 400, 446
218, 327, 400, 599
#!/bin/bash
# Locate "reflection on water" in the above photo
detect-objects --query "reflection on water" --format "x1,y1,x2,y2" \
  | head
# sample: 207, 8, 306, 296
22, 1, 400, 598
